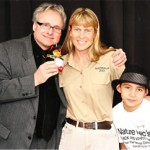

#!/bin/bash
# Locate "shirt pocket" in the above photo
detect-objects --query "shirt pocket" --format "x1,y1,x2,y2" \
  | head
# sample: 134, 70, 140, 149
0, 123, 10, 139
90, 70, 110, 85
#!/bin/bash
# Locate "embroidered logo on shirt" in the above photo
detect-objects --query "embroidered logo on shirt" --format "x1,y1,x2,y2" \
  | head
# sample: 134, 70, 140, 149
95, 67, 109, 72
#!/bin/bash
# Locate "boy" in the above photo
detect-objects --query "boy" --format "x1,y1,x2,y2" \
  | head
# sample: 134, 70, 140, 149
112, 65, 150, 150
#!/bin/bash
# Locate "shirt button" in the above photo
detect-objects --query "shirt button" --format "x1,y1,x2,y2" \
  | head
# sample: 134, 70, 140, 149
33, 116, 36, 120
103, 114, 109, 119
28, 136, 32, 140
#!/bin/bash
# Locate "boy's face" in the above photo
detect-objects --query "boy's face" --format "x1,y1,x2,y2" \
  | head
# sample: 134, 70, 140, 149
116, 82, 148, 112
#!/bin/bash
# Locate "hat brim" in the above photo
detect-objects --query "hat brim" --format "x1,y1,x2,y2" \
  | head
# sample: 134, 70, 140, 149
112, 79, 149, 90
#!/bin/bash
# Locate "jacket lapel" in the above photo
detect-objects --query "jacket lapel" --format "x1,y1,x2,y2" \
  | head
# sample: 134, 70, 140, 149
21, 35, 39, 113
55, 75, 66, 108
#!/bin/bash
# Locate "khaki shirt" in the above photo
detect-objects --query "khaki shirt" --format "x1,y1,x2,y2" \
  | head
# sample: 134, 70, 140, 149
59, 51, 125, 122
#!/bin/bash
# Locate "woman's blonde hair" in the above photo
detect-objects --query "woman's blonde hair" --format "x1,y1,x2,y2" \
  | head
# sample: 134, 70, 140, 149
62, 8, 114, 61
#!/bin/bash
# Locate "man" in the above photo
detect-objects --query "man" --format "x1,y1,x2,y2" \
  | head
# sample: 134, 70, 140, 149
0, 2, 126, 149
0, 2, 67, 149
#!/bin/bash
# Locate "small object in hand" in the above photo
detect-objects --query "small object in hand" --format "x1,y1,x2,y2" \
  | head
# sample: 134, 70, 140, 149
58, 66, 63, 72
54, 58, 64, 72
53, 49, 61, 58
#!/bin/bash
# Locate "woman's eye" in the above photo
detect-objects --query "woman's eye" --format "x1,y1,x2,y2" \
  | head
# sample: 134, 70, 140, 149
75, 28, 80, 31
85, 29, 91, 32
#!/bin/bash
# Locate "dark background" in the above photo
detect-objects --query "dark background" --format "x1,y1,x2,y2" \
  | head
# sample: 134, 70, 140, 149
0, 0, 150, 104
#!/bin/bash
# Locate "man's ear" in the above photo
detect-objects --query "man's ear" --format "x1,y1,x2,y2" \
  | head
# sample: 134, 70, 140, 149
33, 22, 36, 31
116, 84, 121, 93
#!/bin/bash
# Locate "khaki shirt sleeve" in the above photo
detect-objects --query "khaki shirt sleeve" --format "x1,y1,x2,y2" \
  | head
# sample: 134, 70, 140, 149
109, 51, 125, 81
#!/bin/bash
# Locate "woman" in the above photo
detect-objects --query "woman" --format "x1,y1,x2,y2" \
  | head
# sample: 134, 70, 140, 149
58, 8, 125, 150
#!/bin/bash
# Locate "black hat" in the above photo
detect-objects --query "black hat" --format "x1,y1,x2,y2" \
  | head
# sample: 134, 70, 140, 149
112, 65, 150, 90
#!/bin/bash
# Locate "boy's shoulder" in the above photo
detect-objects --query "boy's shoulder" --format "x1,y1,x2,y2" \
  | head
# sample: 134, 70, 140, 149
113, 102, 123, 112
142, 98, 150, 107
113, 99, 150, 114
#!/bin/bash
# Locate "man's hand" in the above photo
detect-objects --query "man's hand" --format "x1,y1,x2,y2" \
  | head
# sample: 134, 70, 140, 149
112, 48, 127, 67
34, 61, 58, 86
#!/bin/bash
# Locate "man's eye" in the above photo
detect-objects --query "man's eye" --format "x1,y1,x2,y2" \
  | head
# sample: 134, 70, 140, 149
43, 23, 50, 27
54, 27, 60, 30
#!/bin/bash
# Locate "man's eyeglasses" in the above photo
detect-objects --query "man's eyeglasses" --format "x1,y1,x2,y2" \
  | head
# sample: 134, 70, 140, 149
37, 21, 62, 33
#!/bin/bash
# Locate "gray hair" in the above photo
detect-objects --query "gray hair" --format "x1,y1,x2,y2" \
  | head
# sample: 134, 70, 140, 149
32, 2, 67, 29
